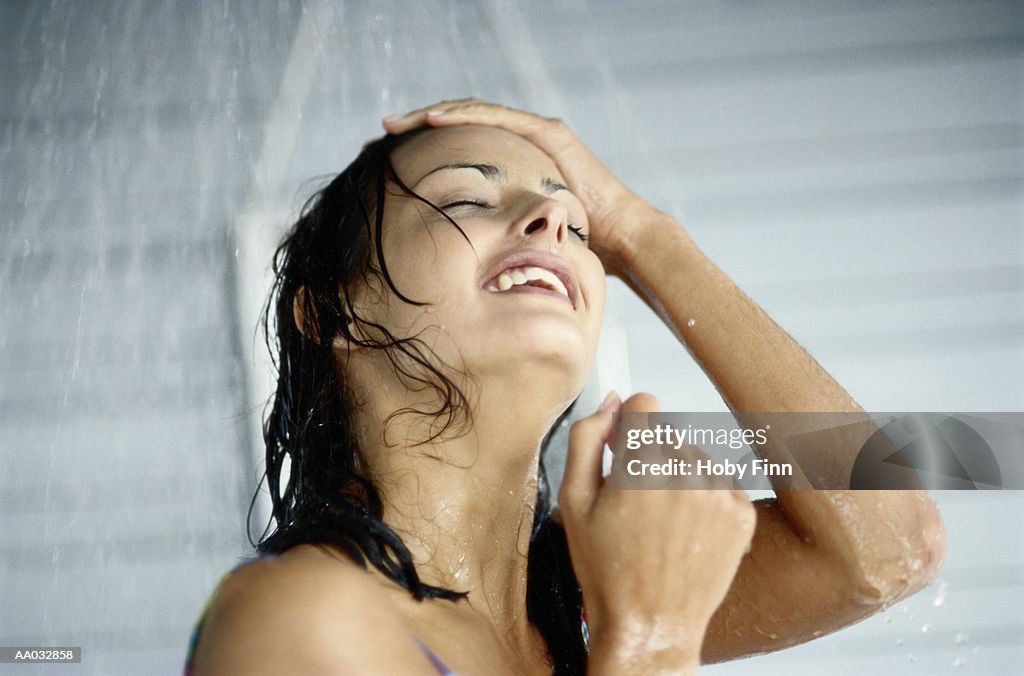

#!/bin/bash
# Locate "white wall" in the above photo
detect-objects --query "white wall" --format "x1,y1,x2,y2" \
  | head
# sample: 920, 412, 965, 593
1, 1, 1020, 673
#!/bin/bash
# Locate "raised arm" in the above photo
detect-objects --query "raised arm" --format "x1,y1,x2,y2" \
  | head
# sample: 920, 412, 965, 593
593, 195, 949, 659
386, 100, 947, 662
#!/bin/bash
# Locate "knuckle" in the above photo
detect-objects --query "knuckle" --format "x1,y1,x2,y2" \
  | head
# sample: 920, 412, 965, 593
546, 117, 573, 136
544, 118, 569, 135
462, 100, 494, 113
688, 446, 712, 462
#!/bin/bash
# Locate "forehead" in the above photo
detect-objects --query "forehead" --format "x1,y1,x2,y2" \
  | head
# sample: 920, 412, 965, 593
390, 125, 564, 186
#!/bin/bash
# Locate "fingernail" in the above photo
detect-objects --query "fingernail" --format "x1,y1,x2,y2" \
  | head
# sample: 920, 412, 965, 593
598, 390, 618, 412
426, 108, 447, 117
382, 115, 400, 124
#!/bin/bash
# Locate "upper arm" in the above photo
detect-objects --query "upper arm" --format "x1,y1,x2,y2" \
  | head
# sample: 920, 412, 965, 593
188, 550, 438, 675
701, 498, 887, 663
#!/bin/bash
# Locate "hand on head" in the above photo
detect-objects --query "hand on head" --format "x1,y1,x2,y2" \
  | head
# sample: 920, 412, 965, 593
382, 99, 664, 277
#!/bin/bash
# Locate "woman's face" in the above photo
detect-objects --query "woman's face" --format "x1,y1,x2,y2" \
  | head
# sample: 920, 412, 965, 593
356, 125, 606, 398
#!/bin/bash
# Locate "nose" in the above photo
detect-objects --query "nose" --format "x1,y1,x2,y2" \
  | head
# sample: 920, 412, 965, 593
518, 196, 569, 248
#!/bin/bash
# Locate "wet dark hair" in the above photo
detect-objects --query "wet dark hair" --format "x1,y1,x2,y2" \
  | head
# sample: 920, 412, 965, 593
248, 128, 586, 673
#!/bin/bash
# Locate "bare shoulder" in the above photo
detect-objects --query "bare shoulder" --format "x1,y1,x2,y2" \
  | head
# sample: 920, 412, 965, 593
189, 544, 437, 675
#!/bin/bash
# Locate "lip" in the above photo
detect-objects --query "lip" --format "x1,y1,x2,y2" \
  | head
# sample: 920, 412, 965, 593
479, 249, 580, 311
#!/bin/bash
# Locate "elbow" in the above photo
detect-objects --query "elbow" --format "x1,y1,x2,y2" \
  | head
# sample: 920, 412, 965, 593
907, 502, 948, 592
842, 493, 948, 607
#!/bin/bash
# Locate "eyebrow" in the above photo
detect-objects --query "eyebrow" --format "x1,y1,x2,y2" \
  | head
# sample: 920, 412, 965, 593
413, 162, 501, 187
540, 177, 571, 195
412, 162, 572, 196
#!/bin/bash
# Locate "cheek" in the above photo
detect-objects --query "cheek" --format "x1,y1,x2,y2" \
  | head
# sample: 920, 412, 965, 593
583, 259, 608, 352
380, 221, 446, 297
372, 230, 481, 332
382, 203, 481, 278
581, 253, 608, 314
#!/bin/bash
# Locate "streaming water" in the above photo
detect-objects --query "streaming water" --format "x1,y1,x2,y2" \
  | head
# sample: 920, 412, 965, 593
3, 1, 1016, 674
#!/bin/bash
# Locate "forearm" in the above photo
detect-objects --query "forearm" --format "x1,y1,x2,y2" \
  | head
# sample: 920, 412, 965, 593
615, 213, 868, 485
614, 212, 947, 601
614, 212, 854, 415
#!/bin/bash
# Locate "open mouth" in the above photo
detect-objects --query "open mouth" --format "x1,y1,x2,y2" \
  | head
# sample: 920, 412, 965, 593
486, 265, 570, 298
480, 251, 578, 310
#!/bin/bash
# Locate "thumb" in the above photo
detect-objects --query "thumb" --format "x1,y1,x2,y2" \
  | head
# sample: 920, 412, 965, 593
619, 392, 660, 414
609, 392, 661, 454
560, 391, 621, 512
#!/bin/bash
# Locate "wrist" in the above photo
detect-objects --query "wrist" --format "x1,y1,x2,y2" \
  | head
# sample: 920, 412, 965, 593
586, 617, 702, 675
602, 207, 694, 278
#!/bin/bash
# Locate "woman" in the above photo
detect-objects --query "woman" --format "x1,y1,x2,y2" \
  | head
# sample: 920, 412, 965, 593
186, 100, 946, 674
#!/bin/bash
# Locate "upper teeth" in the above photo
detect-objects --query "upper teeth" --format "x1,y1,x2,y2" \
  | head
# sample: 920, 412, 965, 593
486, 266, 569, 299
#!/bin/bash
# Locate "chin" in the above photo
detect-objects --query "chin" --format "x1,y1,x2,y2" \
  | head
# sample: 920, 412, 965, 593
505, 317, 589, 357
439, 310, 598, 396
490, 336, 592, 397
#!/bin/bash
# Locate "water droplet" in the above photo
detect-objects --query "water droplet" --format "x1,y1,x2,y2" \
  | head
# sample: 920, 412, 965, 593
898, 604, 908, 613
895, 637, 904, 646
933, 581, 950, 607
906, 654, 915, 663
921, 623, 931, 633
954, 657, 966, 668
687, 318, 696, 328
884, 616, 893, 624
954, 632, 969, 645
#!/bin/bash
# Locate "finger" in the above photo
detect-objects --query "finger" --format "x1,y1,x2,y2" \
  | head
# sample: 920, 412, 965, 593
384, 100, 564, 152
414, 102, 562, 149
381, 98, 481, 134
619, 392, 660, 415
381, 110, 430, 134
609, 392, 660, 454
561, 392, 621, 511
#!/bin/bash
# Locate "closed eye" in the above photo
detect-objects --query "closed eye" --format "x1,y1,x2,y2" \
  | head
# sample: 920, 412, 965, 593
440, 199, 491, 211
568, 224, 588, 242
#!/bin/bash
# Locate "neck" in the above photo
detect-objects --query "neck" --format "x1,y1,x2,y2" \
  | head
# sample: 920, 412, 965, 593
354, 385, 564, 632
